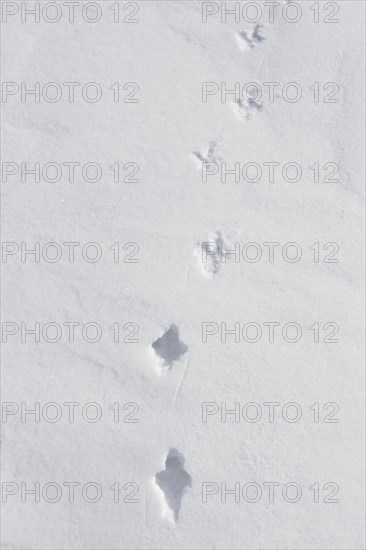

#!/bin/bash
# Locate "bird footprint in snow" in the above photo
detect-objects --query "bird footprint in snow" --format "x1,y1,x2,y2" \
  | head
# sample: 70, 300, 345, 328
236, 23, 265, 51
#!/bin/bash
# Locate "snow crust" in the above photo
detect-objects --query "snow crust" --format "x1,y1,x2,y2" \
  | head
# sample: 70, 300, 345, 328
1, 1, 365, 548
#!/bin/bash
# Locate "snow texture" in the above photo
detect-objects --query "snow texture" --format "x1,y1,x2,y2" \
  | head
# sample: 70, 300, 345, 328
1, 0, 365, 549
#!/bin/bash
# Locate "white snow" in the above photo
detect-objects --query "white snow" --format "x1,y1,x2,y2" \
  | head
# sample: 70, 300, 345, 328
1, 1, 365, 549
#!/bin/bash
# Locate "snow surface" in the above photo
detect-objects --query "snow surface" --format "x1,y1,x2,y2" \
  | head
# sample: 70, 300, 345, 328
1, 1, 365, 549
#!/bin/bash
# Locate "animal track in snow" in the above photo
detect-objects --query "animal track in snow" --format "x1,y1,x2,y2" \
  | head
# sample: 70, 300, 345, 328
152, 325, 187, 370
231, 93, 263, 122
191, 139, 222, 169
236, 23, 265, 51
196, 232, 225, 279
155, 448, 192, 522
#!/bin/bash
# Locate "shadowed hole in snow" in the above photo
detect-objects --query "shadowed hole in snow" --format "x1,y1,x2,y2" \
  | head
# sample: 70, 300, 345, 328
152, 325, 187, 368
155, 448, 192, 521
